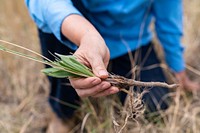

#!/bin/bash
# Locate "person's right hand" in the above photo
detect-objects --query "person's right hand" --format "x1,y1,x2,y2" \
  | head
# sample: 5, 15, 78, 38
70, 33, 119, 97
61, 14, 119, 98
69, 31, 119, 98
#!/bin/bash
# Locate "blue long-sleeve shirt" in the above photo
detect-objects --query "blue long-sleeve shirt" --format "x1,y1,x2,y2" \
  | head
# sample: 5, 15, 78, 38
25, 0, 185, 72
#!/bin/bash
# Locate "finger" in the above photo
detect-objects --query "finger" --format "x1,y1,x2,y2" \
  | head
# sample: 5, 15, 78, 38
92, 86, 119, 97
70, 77, 101, 89
90, 56, 109, 79
103, 50, 110, 68
75, 81, 111, 97
185, 82, 200, 91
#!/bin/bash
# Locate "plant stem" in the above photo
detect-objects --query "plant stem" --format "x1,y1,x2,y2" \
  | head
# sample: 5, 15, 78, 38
106, 75, 179, 89
128, 80, 179, 89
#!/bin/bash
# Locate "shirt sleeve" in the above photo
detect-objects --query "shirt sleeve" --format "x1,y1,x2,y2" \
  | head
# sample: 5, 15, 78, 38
152, 0, 185, 72
25, 0, 82, 49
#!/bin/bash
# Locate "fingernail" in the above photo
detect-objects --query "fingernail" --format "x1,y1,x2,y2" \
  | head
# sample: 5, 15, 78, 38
98, 70, 108, 78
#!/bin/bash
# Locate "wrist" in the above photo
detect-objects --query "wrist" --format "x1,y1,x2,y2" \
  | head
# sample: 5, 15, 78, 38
61, 14, 101, 46
175, 70, 187, 83
80, 30, 104, 46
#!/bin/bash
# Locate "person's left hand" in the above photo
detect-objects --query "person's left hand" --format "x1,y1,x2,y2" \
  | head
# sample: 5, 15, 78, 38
175, 70, 200, 92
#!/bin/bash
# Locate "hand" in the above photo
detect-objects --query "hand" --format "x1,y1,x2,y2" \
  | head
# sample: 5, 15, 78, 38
61, 15, 119, 97
175, 71, 200, 92
69, 32, 119, 97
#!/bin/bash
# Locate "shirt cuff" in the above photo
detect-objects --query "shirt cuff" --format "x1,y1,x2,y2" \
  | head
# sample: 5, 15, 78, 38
44, 1, 82, 50
165, 48, 185, 73
158, 33, 185, 72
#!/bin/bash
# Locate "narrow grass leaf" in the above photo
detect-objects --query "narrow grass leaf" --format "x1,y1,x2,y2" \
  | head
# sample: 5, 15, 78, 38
0, 44, 50, 65
58, 60, 91, 77
56, 53, 90, 70
55, 53, 95, 77
54, 60, 91, 78
0, 40, 52, 62
0, 43, 95, 79
41, 68, 79, 78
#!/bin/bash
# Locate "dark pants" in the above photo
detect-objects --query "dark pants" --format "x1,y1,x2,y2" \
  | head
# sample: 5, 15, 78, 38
38, 30, 79, 119
110, 44, 170, 112
38, 29, 170, 119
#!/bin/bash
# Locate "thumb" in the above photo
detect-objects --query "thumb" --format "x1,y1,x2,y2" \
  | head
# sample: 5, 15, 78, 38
90, 57, 108, 79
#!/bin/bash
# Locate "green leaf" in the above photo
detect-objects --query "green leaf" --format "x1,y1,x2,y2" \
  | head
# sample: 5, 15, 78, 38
0, 45, 5, 50
55, 53, 95, 77
0, 44, 50, 65
50, 60, 88, 77
41, 68, 79, 78
0, 43, 95, 78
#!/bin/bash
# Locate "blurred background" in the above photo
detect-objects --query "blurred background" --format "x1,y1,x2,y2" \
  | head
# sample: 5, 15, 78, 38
0, 0, 50, 132
0, 0, 200, 133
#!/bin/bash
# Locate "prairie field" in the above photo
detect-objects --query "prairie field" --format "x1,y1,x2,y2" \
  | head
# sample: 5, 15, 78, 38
0, 0, 200, 133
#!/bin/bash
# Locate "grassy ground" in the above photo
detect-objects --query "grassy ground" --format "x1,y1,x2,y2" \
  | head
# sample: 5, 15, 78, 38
0, 0, 50, 132
0, 0, 200, 133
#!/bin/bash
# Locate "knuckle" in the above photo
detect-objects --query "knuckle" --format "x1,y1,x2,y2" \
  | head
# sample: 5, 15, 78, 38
78, 91, 86, 98
101, 82, 111, 90
70, 80, 83, 89
105, 90, 112, 96
69, 80, 76, 87
93, 86, 102, 94
81, 94, 87, 98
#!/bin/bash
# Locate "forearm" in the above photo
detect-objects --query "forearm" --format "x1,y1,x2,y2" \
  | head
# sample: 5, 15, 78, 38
153, 0, 184, 72
62, 15, 118, 97
61, 14, 102, 46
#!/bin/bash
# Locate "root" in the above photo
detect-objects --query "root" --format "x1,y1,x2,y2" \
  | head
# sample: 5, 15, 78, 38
106, 74, 179, 89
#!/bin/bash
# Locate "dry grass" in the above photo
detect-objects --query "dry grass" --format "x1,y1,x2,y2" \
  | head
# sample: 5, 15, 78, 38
0, 0, 50, 132
0, 0, 200, 133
